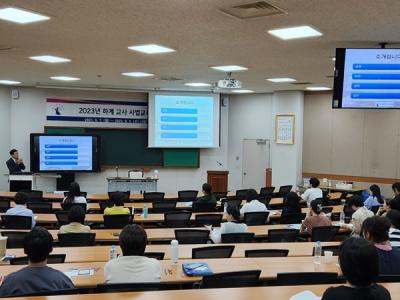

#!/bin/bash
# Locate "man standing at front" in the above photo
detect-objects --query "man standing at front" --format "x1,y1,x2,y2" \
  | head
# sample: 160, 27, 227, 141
6, 149, 25, 174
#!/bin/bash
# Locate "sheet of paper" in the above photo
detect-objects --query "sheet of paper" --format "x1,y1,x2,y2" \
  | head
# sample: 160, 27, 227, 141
289, 290, 321, 300
287, 224, 301, 230
63, 269, 95, 278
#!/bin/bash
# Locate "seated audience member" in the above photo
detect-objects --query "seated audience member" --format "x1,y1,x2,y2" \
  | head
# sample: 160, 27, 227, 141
104, 224, 160, 283
376, 198, 391, 217
392, 182, 400, 197
345, 195, 374, 236
300, 198, 331, 234
386, 209, 400, 247
104, 192, 130, 215
322, 237, 390, 300
63, 182, 86, 204
6, 192, 35, 228
300, 177, 323, 206
282, 192, 302, 215
240, 189, 269, 217
364, 184, 384, 210
0, 227, 74, 297
196, 183, 217, 204
59, 206, 91, 234
207, 204, 248, 244
362, 216, 400, 275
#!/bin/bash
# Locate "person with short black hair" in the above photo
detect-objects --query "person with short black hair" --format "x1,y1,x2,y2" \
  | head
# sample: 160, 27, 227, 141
6, 192, 35, 228
386, 209, 400, 247
196, 183, 217, 204
362, 216, 400, 275
104, 192, 130, 215
301, 177, 323, 206
240, 189, 269, 218
300, 198, 331, 234
282, 192, 302, 215
207, 204, 248, 243
322, 237, 391, 300
365, 184, 384, 210
104, 224, 160, 283
392, 182, 400, 196
59, 206, 91, 234
0, 227, 74, 297
346, 195, 374, 236
6, 149, 26, 174
63, 182, 86, 204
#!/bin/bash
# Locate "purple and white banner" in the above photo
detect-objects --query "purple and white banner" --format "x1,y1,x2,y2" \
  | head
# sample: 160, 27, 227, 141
46, 98, 148, 128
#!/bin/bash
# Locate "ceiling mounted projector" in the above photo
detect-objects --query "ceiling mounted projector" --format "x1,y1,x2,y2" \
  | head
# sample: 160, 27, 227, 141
216, 73, 242, 89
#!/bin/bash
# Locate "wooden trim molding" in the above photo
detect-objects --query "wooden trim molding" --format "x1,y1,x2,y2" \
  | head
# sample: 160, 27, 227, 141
303, 172, 400, 185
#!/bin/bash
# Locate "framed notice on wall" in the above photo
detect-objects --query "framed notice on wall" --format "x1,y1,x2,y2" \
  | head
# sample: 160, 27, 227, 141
275, 114, 295, 144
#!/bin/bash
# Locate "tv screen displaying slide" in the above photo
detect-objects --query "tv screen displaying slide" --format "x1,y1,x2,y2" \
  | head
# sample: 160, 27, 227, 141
333, 48, 400, 108
148, 93, 220, 148
30, 134, 100, 173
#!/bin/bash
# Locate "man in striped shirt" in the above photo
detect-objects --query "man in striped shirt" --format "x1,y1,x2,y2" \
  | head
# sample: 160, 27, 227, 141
386, 209, 400, 247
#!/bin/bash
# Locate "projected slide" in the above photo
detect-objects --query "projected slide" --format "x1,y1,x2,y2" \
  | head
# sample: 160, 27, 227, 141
343, 49, 400, 108
151, 94, 217, 147
39, 136, 93, 171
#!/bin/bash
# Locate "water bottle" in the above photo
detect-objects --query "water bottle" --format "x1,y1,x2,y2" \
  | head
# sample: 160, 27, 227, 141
340, 211, 345, 224
109, 245, 117, 260
143, 203, 148, 218
171, 239, 179, 265
223, 201, 228, 213
314, 241, 322, 264
131, 206, 135, 215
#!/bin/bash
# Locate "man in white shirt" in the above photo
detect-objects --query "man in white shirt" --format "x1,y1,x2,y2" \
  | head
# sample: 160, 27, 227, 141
386, 209, 400, 247
301, 177, 323, 206
344, 195, 374, 236
5, 192, 35, 228
240, 189, 269, 218
104, 224, 160, 283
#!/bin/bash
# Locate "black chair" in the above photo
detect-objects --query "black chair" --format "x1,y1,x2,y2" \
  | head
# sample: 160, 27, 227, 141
1, 215, 32, 229
195, 214, 223, 227
103, 214, 132, 229
108, 191, 131, 202
64, 191, 88, 198
174, 229, 209, 244
221, 232, 255, 243
213, 192, 228, 200
144, 252, 165, 260
245, 249, 289, 257
58, 233, 96, 247
268, 229, 299, 243
61, 202, 87, 211
199, 270, 261, 289
276, 272, 338, 286
96, 283, 170, 293
1, 231, 28, 248
278, 185, 293, 198
235, 189, 250, 199
164, 211, 192, 228
178, 190, 198, 202
280, 213, 305, 224
377, 274, 400, 282
27, 202, 52, 213
258, 196, 272, 207
370, 205, 382, 214
192, 202, 216, 212
0, 199, 10, 212
311, 226, 340, 242
192, 246, 235, 259
221, 197, 242, 209
143, 192, 165, 202
55, 211, 70, 226
312, 245, 340, 256
244, 212, 269, 226
260, 187, 275, 198
20, 190, 43, 202
10, 254, 66, 265
321, 206, 333, 214
99, 201, 114, 212
152, 201, 177, 213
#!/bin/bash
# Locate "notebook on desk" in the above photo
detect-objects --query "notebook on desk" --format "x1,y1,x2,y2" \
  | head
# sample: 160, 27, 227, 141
182, 262, 213, 276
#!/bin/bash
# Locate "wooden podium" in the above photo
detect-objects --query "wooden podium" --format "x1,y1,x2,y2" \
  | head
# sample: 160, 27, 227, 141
207, 170, 229, 192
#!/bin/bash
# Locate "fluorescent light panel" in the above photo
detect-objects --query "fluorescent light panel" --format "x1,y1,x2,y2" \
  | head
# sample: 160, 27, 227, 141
211, 65, 248, 72
184, 82, 211, 87
128, 44, 175, 54
0, 7, 50, 24
122, 72, 154, 77
0, 79, 21, 85
50, 76, 80, 81
267, 77, 296, 83
268, 25, 322, 40
306, 86, 331, 91
30, 55, 70, 63
232, 89, 254, 93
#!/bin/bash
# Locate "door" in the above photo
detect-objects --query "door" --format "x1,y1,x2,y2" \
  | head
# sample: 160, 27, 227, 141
242, 139, 270, 188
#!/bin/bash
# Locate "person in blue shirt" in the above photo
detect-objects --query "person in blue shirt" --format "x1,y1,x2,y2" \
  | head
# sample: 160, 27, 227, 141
6, 192, 36, 228
364, 184, 384, 210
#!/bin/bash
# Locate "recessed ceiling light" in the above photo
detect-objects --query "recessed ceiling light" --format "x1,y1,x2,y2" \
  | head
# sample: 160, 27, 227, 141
184, 82, 212, 87
128, 44, 175, 54
0, 7, 50, 24
268, 25, 322, 40
210, 65, 248, 72
30, 55, 71, 63
0, 79, 21, 85
306, 86, 331, 91
267, 77, 296, 83
50, 76, 80, 81
122, 72, 154, 77
232, 89, 254, 94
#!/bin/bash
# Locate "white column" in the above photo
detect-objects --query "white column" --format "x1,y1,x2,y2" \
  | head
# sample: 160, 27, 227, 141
0, 87, 11, 190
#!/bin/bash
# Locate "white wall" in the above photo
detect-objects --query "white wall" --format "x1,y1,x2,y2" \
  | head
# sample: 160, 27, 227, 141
0, 88, 11, 190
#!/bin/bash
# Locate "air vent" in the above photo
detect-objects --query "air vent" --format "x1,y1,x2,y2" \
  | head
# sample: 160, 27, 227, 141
156, 76, 183, 82
219, 1, 286, 19
290, 82, 312, 85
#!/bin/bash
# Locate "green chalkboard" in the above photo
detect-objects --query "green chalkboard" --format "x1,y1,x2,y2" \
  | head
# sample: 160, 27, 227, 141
163, 148, 199, 167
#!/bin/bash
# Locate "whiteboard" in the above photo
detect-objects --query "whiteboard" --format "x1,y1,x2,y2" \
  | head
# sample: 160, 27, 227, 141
275, 115, 295, 144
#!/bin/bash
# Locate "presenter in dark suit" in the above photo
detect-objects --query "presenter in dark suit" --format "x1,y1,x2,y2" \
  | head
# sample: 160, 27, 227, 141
6, 149, 26, 174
